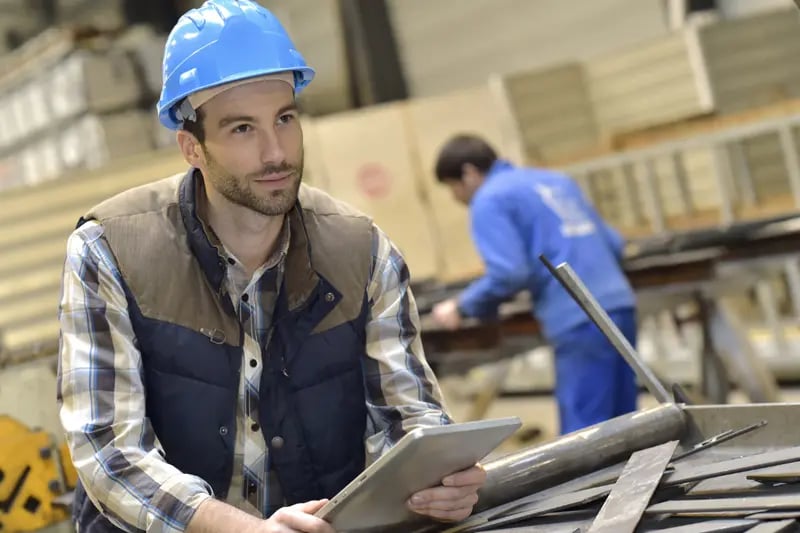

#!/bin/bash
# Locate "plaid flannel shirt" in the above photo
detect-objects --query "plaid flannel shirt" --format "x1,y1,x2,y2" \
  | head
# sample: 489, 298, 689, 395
57, 217, 452, 533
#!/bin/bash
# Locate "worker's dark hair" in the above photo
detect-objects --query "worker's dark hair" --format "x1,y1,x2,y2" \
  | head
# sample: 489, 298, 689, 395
434, 134, 498, 183
182, 105, 206, 144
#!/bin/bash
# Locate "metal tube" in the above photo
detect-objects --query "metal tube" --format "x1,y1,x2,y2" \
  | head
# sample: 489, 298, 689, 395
544, 259, 673, 403
475, 403, 687, 512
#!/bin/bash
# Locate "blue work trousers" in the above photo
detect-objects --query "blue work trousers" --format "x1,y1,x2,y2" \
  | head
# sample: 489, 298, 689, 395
551, 307, 639, 435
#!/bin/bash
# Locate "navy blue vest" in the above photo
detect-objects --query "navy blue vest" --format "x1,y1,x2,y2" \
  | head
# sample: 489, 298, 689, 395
72, 172, 373, 531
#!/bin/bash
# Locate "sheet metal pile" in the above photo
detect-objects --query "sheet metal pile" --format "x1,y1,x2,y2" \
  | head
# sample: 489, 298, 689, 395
435, 416, 800, 532
402, 258, 800, 533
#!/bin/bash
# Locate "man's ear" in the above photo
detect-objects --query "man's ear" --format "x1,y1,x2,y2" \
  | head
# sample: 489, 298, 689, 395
176, 130, 205, 168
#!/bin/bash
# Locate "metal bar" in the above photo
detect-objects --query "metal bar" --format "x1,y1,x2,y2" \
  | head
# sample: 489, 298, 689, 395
475, 404, 686, 513
642, 159, 667, 234
671, 152, 695, 216
621, 163, 645, 226
745, 519, 798, 533
748, 512, 800, 519
729, 141, 757, 208
783, 259, 800, 322
748, 471, 800, 485
662, 446, 800, 487
778, 125, 800, 208
712, 144, 736, 226
468, 485, 612, 532
587, 440, 679, 533
671, 420, 768, 463
755, 280, 789, 357
638, 519, 759, 533
647, 493, 800, 514
708, 300, 782, 403
540, 257, 672, 403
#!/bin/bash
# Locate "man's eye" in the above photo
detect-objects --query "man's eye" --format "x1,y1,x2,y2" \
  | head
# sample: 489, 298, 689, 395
278, 114, 295, 125
233, 124, 252, 134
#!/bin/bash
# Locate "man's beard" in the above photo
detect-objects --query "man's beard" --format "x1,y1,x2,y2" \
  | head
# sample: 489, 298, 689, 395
203, 147, 304, 216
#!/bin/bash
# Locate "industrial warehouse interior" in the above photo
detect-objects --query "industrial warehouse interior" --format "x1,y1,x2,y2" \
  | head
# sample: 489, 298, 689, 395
6, 0, 800, 531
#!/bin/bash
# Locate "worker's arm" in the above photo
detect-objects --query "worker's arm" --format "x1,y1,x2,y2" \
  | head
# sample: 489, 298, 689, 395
57, 222, 265, 533
457, 193, 531, 319
362, 225, 454, 461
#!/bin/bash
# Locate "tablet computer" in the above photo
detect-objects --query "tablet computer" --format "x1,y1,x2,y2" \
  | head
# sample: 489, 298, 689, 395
314, 416, 521, 531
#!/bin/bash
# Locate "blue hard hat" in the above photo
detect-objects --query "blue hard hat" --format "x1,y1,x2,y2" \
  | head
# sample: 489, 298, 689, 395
157, 0, 315, 130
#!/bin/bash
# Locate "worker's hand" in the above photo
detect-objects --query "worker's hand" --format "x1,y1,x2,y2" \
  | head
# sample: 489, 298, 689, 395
262, 500, 337, 532
432, 298, 462, 330
406, 464, 487, 523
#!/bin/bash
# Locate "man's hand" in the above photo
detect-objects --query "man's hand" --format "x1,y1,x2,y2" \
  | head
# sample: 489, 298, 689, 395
188, 498, 336, 533
263, 500, 337, 532
432, 298, 462, 330
406, 464, 487, 523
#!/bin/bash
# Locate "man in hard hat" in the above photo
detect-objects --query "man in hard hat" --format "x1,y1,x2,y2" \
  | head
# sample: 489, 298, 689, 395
56, 2, 484, 532
430, 134, 639, 436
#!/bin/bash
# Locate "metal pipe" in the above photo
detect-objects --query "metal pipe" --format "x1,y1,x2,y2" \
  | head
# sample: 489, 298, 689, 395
542, 258, 673, 403
475, 403, 687, 512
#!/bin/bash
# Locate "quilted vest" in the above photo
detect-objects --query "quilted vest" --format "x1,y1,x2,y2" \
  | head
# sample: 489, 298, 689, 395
72, 169, 374, 531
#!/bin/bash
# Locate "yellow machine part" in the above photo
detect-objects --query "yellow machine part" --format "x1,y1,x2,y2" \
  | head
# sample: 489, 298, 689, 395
0, 416, 73, 532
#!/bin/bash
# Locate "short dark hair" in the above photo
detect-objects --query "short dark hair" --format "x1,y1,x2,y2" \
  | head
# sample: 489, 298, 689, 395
434, 134, 498, 182
182, 105, 206, 144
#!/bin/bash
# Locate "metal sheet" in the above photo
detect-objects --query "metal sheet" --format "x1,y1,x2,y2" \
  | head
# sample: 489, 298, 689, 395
638, 519, 759, 532
467, 485, 611, 532
748, 512, 800, 519
475, 404, 686, 512
587, 440, 679, 533
646, 494, 800, 514
745, 519, 798, 533
663, 446, 800, 486
671, 420, 768, 462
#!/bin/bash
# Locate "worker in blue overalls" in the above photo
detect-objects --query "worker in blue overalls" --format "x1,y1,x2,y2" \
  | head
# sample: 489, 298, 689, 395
430, 134, 639, 435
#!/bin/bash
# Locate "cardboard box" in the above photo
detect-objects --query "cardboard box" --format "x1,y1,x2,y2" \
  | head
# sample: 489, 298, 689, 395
313, 103, 441, 282
404, 85, 516, 283
48, 49, 143, 121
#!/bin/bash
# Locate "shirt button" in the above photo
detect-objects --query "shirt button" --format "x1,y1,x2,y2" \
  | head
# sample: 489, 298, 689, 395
251, 423, 260, 432
324, 292, 335, 303
241, 293, 249, 302
227, 257, 236, 265
219, 426, 228, 436
271, 436, 285, 449
249, 358, 258, 368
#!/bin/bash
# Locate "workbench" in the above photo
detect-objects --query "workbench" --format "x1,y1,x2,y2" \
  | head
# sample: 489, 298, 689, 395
416, 212, 800, 411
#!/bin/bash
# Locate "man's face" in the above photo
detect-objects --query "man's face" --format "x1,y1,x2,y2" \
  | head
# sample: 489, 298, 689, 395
445, 180, 473, 206
444, 164, 484, 206
192, 79, 304, 216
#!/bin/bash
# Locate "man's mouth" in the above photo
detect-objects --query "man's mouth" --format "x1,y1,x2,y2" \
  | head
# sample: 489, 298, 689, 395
254, 171, 292, 183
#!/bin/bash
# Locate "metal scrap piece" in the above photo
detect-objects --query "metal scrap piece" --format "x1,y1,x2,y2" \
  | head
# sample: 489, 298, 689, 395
637, 519, 759, 532
586, 440, 678, 533
745, 519, 798, 532
662, 446, 800, 486
646, 493, 800, 514
671, 420, 768, 463
748, 512, 800, 520
465, 484, 612, 532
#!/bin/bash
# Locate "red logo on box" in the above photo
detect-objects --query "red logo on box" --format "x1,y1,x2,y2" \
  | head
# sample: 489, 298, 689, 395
357, 163, 392, 199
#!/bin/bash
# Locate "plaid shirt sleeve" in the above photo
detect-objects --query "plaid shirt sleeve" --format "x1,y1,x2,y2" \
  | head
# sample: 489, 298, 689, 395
57, 221, 213, 533
363, 224, 454, 462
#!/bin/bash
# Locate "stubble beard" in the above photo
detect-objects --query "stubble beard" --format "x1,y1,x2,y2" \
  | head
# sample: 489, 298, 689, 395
204, 147, 304, 217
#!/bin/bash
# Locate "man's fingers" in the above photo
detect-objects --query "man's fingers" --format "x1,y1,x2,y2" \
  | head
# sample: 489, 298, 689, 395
409, 492, 479, 513
443, 465, 487, 487
411, 505, 474, 523
297, 499, 328, 514
275, 502, 336, 532
409, 483, 483, 505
